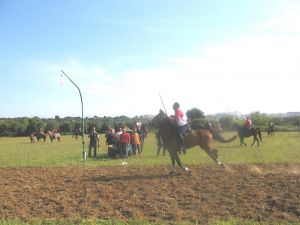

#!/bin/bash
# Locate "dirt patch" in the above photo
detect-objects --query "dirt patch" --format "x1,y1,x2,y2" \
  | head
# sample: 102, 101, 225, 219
0, 164, 299, 224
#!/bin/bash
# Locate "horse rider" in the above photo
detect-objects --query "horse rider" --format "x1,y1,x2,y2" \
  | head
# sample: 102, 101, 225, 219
172, 102, 190, 150
243, 116, 252, 135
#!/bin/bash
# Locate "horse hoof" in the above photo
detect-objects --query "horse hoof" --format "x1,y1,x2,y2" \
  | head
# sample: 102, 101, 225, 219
218, 162, 225, 169
182, 166, 191, 172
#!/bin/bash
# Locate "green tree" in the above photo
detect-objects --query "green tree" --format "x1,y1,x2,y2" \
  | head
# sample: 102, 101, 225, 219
46, 119, 60, 132
190, 117, 207, 129
250, 111, 269, 127
59, 122, 72, 134
186, 108, 205, 120
219, 115, 235, 131
26, 117, 46, 134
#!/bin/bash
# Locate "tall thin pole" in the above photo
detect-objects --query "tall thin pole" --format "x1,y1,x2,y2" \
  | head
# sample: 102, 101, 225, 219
61, 70, 86, 160
159, 93, 168, 115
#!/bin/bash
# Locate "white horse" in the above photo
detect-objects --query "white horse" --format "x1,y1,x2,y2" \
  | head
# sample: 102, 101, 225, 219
48, 130, 61, 143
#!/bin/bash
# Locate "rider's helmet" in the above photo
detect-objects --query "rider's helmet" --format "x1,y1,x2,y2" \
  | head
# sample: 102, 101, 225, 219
173, 102, 180, 110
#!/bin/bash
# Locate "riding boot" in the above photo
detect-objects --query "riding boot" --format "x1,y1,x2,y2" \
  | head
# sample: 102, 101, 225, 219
179, 133, 186, 154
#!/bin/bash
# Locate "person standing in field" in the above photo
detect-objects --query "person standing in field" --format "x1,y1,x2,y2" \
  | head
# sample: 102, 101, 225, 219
88, 126, 99, 158
119, 127, 131, 159
132, 129, 142, 157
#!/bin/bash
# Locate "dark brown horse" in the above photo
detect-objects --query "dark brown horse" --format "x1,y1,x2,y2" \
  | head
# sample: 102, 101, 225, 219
232, 123, 262, 146
72, 127, 82, 140
267, 124, 274, 136
151, 110, 237, 174
36, 132, 47, 143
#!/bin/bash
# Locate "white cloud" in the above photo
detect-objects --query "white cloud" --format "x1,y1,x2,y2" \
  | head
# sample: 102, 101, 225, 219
21, 32, 300, 118
257, 11, 300, 34
10, 10, 300, 118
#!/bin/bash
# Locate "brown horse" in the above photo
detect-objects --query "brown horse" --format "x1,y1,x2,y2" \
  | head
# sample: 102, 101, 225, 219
30, 133, 35, 143
151, 110, 237, 174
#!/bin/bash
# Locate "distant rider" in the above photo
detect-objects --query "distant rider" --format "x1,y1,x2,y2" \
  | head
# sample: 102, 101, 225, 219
244, 116, 252, 129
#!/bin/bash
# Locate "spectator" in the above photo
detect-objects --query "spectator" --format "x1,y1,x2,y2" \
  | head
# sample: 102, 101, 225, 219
132, 129, 142, 157
88, 127, 99, 158
105, 128, 117, 157
119, 128, 131, 159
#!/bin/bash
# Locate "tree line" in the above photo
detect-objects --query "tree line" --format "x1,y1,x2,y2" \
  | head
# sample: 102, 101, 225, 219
1, 109, 299, 137
184, 108, 300, 132
0, 115, 153, 137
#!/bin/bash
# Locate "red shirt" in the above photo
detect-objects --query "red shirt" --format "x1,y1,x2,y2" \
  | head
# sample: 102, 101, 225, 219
244, 119, 252, 128
119, 132, 131, 144
174, 108, 187, 126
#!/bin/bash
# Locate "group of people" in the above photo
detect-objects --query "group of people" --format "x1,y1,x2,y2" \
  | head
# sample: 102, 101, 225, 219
105, 126, 144, 159
86, 122, 146, 159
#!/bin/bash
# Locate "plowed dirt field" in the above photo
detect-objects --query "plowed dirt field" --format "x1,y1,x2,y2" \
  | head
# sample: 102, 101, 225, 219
0, 164, 299, 224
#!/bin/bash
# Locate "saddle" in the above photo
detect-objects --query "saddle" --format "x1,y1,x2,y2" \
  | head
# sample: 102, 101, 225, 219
243, 127, 252, 135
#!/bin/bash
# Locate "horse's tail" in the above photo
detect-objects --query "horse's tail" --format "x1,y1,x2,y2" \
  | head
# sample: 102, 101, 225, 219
257, 128, 262, 142
211, 130, 237, 143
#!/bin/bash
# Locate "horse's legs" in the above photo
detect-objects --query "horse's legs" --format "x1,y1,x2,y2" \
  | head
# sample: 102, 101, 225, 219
203, 147, 223, 166
173, 148, 190, 172
168, 148, 189, 173
251, 135, 259, 146
255, 135, 259, 146
168, 150, 177, 174
140, 140, 144, 153
240, 137, 247, 146
157, 145, 161, 156
241, 137, 248, 146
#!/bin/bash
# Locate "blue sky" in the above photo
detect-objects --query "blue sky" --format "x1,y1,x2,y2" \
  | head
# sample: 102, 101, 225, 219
1, 0, 300, 118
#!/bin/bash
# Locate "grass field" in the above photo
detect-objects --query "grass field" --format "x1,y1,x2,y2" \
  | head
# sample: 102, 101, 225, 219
0, 131, 299, 168
0, 132, 299, 225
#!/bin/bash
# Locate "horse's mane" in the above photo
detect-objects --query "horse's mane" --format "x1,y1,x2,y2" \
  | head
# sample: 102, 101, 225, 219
152, 111, 178, 136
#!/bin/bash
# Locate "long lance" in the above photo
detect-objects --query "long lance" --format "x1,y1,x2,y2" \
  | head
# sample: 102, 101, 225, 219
159, 93, 168, 115
61, 70, 86, 160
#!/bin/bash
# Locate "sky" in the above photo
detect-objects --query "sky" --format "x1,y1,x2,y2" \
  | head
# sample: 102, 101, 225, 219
1, 0, 300, 118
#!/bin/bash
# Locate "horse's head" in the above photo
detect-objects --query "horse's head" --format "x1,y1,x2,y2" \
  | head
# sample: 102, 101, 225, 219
151, 109, 168, 127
